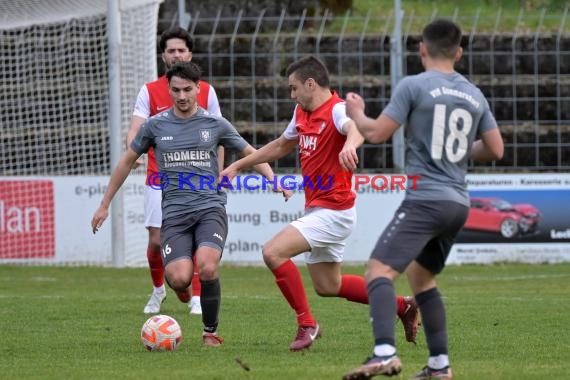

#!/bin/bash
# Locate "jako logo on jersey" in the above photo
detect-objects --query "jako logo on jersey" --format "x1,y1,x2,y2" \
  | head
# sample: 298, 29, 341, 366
213, 233, 223, 241
300, 135, 317, 151
161, 136, 173, 141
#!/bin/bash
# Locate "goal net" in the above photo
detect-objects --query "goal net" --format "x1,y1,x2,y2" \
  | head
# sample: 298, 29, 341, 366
0, 0, 162, 266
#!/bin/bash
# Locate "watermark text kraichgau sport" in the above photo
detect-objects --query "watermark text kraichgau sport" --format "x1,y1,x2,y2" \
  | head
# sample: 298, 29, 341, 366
147, 172, 421, 193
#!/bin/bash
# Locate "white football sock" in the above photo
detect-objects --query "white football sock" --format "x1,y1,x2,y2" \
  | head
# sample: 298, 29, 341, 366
153, 285, 165, 293
373, 344, 396, 357
428, 354, 449, 370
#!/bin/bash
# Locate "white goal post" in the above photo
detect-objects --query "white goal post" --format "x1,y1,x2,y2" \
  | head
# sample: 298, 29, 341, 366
0, 0, 163, 266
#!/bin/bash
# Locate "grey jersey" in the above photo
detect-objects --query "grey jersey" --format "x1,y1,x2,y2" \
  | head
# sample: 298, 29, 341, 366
131, 107, 248, 219
383, 70, 498, 206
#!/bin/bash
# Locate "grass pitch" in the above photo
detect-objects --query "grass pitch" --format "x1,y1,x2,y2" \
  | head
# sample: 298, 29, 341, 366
1, 263, 569, 379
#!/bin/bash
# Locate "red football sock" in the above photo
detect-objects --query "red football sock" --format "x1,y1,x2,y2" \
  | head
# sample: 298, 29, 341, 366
272, 260, 316, 327
176, 288, 191, 303
396, 295, 406, 316
191, 255, 201, 297
146, 246, 164, 287
338, 274, 368, 304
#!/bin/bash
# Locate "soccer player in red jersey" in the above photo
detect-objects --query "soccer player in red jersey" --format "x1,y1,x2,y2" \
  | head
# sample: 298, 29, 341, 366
220, 55, 419, 351
127, 27, 223, 316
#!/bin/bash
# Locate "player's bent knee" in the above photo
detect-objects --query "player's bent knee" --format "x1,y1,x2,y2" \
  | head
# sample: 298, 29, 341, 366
198, 265, 218, 281
261, 244, 281, 267
313, 287, 336, 297
365, 259, 398, 283
312, 282, 340, 297
164, 273, 190, 292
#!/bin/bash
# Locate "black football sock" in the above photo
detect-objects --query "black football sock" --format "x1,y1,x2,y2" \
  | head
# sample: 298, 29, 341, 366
416, 287, 448, 356
201, 278, 221, 333
368, 277, 397, 348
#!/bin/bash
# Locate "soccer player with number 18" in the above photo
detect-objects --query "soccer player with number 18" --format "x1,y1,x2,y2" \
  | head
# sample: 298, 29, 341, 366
343, 19, 504, 379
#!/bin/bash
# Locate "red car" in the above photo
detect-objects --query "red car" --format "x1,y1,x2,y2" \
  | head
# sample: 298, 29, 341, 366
464, 197, 541, 238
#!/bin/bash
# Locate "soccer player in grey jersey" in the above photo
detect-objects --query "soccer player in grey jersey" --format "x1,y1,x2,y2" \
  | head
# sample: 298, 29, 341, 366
342, 19, 504, 379
92, 61, 290, 347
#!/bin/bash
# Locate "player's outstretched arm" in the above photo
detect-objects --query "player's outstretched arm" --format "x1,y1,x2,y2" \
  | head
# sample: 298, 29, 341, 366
91, 148, 141, 234
126, 116, 146, 148
345, 92, 400, 144
219, 137, 296, 201
220, 136, 296, 182
243, 140, 295, 201
126, 116, 147, 169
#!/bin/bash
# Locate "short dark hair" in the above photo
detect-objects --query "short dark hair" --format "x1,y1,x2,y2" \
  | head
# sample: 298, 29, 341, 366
285, 55, 330, 88
159, 27, 194, 53
166, 61, 201, 84
422, 19, 462, 59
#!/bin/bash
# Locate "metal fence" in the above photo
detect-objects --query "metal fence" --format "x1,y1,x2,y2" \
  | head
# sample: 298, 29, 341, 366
158, 6, 570, 173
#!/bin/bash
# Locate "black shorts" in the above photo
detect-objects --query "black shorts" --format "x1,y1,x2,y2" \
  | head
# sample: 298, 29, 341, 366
160, 206, 228, 266
370, 200, 469, 274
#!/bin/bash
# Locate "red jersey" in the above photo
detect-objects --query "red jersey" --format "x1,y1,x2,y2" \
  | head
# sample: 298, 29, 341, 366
144, 75, 213, 178
285, 91, 355, 210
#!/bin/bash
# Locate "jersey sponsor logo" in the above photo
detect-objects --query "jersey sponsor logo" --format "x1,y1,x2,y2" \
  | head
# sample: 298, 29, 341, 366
318, 121, 326, 134
299, 135, 318, 151
156, 105, 169, 111
163, 150, 210, 161
213, 232, 223, 241
160, 136, 173, 141
200, 129, 211, 142
162, 150, 212, 169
